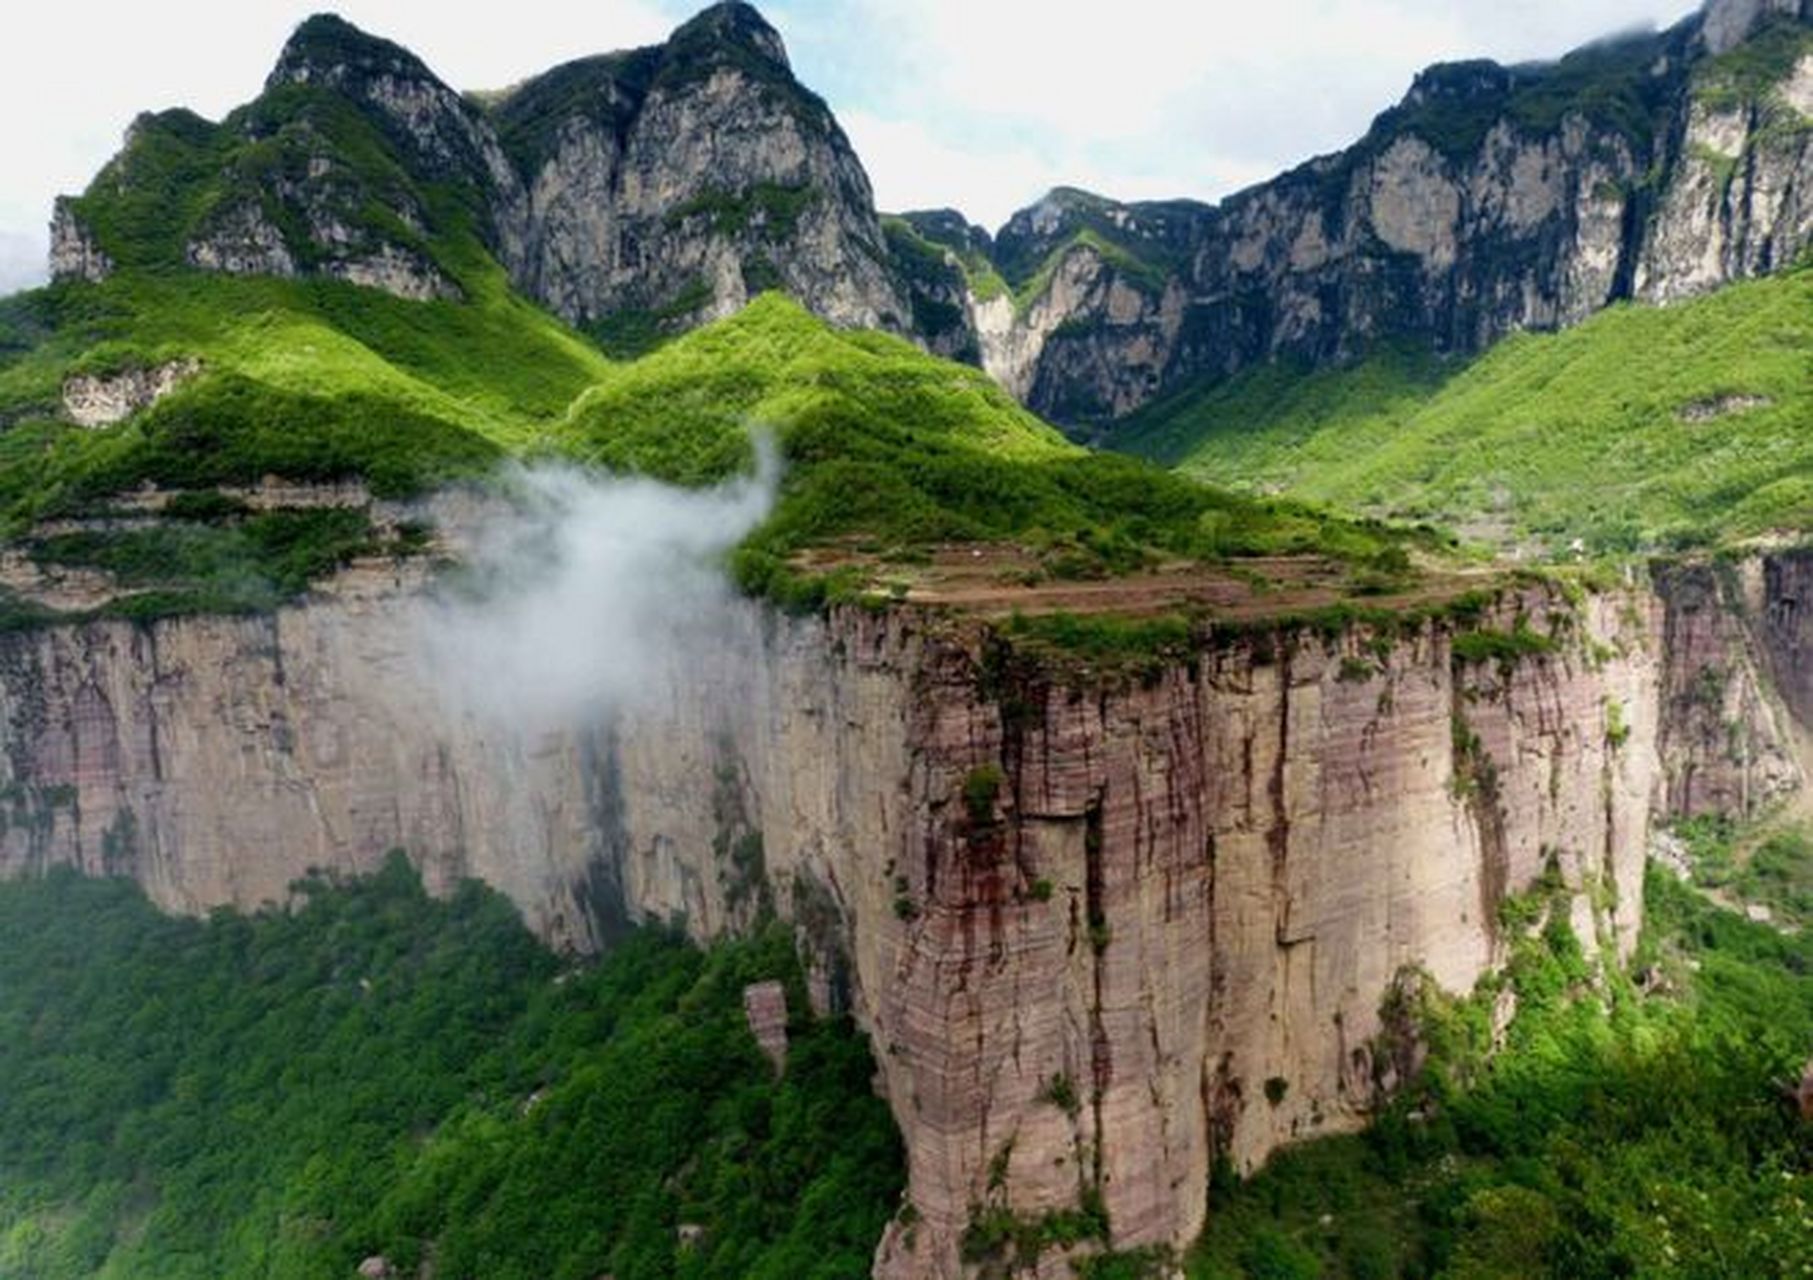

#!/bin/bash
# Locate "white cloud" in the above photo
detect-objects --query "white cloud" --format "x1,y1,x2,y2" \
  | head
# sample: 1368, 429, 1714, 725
418, 443, 777, 730
780, 0, 1701, 228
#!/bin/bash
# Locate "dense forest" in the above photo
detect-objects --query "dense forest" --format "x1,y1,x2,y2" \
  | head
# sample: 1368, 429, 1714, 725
0, 855, 902, 1279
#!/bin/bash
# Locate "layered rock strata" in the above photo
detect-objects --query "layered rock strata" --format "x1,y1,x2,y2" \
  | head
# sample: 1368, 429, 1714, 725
4, 555, 1805, 1273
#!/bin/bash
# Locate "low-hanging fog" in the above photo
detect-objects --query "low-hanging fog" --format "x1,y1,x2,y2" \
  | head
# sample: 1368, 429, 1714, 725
414, 438, 779, 731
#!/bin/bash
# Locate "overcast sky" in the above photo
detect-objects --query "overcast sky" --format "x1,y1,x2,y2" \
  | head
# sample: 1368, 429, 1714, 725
0, 0, 1702, 295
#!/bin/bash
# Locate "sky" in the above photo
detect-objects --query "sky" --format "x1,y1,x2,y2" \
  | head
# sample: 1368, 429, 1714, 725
0, 0, 1703, 294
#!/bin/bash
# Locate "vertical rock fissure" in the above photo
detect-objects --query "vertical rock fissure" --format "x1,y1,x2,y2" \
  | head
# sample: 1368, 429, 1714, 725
1083, 790, 1110, 1201
1453, 693, 1510, 941
143, 627, 166, 784
1268, 640, 1293, 942
575, 722, 633, 948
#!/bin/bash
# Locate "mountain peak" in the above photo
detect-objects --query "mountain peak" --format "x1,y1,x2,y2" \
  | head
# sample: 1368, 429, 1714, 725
1700, 0, 1812, 54
267, 12, 445, 93
667, 2, 791, 73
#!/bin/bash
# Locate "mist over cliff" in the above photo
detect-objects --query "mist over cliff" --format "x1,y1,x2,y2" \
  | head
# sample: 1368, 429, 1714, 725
417, 440, 778, 730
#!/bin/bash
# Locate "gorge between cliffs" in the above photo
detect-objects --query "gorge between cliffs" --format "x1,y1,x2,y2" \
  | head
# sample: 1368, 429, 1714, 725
0, 544, 1804, 1277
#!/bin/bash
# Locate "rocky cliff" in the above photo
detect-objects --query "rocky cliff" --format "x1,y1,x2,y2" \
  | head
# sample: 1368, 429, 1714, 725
489, 2, 906, 335
903, 0, 1813, 427
49, 4, 905, 340
45, 1, 1813, 419
1, 553, 1805, 1275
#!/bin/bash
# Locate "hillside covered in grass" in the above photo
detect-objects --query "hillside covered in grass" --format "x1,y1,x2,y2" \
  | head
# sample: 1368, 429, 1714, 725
0, 859, 901, 1280
0, 259, 1430, 624
555, 295, 1426, 603
1114, 268, 1813, 555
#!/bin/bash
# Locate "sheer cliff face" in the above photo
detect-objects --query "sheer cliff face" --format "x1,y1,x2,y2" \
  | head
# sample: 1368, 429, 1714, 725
932, 3, 1813, 427
492, 5, 907, 332
3, 561, 1805, 1275
1655, 560, 1807, 817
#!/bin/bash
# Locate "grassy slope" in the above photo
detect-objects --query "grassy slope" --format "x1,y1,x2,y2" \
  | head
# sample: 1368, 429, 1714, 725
0, 859, 901, 1280
0, 264, 612, 519
556, 294, 1421, 602
1116, 269, 1813, 552
0, 274, 1424, 625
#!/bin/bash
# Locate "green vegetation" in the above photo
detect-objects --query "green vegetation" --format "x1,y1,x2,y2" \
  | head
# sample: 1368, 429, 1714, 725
1002, 610, 1198, 667
1368, 29, 1674, 161
1037, 1073, 1081, 1116
962, 1193, 1111, 1274
884, 215, 1010, 307
1677, 814, 1813, 929
28, 507, 393, 618
1117, 269, 1813, 551
0, 266, 1429, 628
1185, 822, 1813, 1278
963, 763, 1006, 824
0, 857, 902, 1279
0, 268, 611, 525
989, 189, 1195, 306
1449, 618, 1559, 666
1008, 227, 1169, 312
666, 183, 817, 240
558, 294, 1426, 604
1694, 14, 1813, 111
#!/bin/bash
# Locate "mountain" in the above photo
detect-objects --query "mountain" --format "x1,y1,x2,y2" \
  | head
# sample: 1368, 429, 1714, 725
43, 0, 1813, 430
5, 4, 1813, 1278
937, 0, 1813, 428
50, 4, 908, 349
1115, 267, 1813, 554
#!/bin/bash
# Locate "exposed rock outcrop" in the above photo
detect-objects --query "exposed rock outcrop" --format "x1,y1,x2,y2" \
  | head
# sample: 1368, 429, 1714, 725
60, 358, 200, 427
5, 554, 1805, 1274
185, 201, 300, 278
743, 980, 790, 1075
1655, 558, 1806, 816
489, 2, 906, 333
48, 199, 111, 284
52, 5, 903, 330
927, 3, 1813, 428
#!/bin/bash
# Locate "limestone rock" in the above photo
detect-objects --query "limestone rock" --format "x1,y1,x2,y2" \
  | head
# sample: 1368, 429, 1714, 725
186, 202, 298, 278
950, 5, 1813, 429
1654, 559, 1805, 817
61, 359, 200, 427
489, 1, 907, 334
743, 979, 789, 1074
323, 245, 460, 302
48, 199, 111, 283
